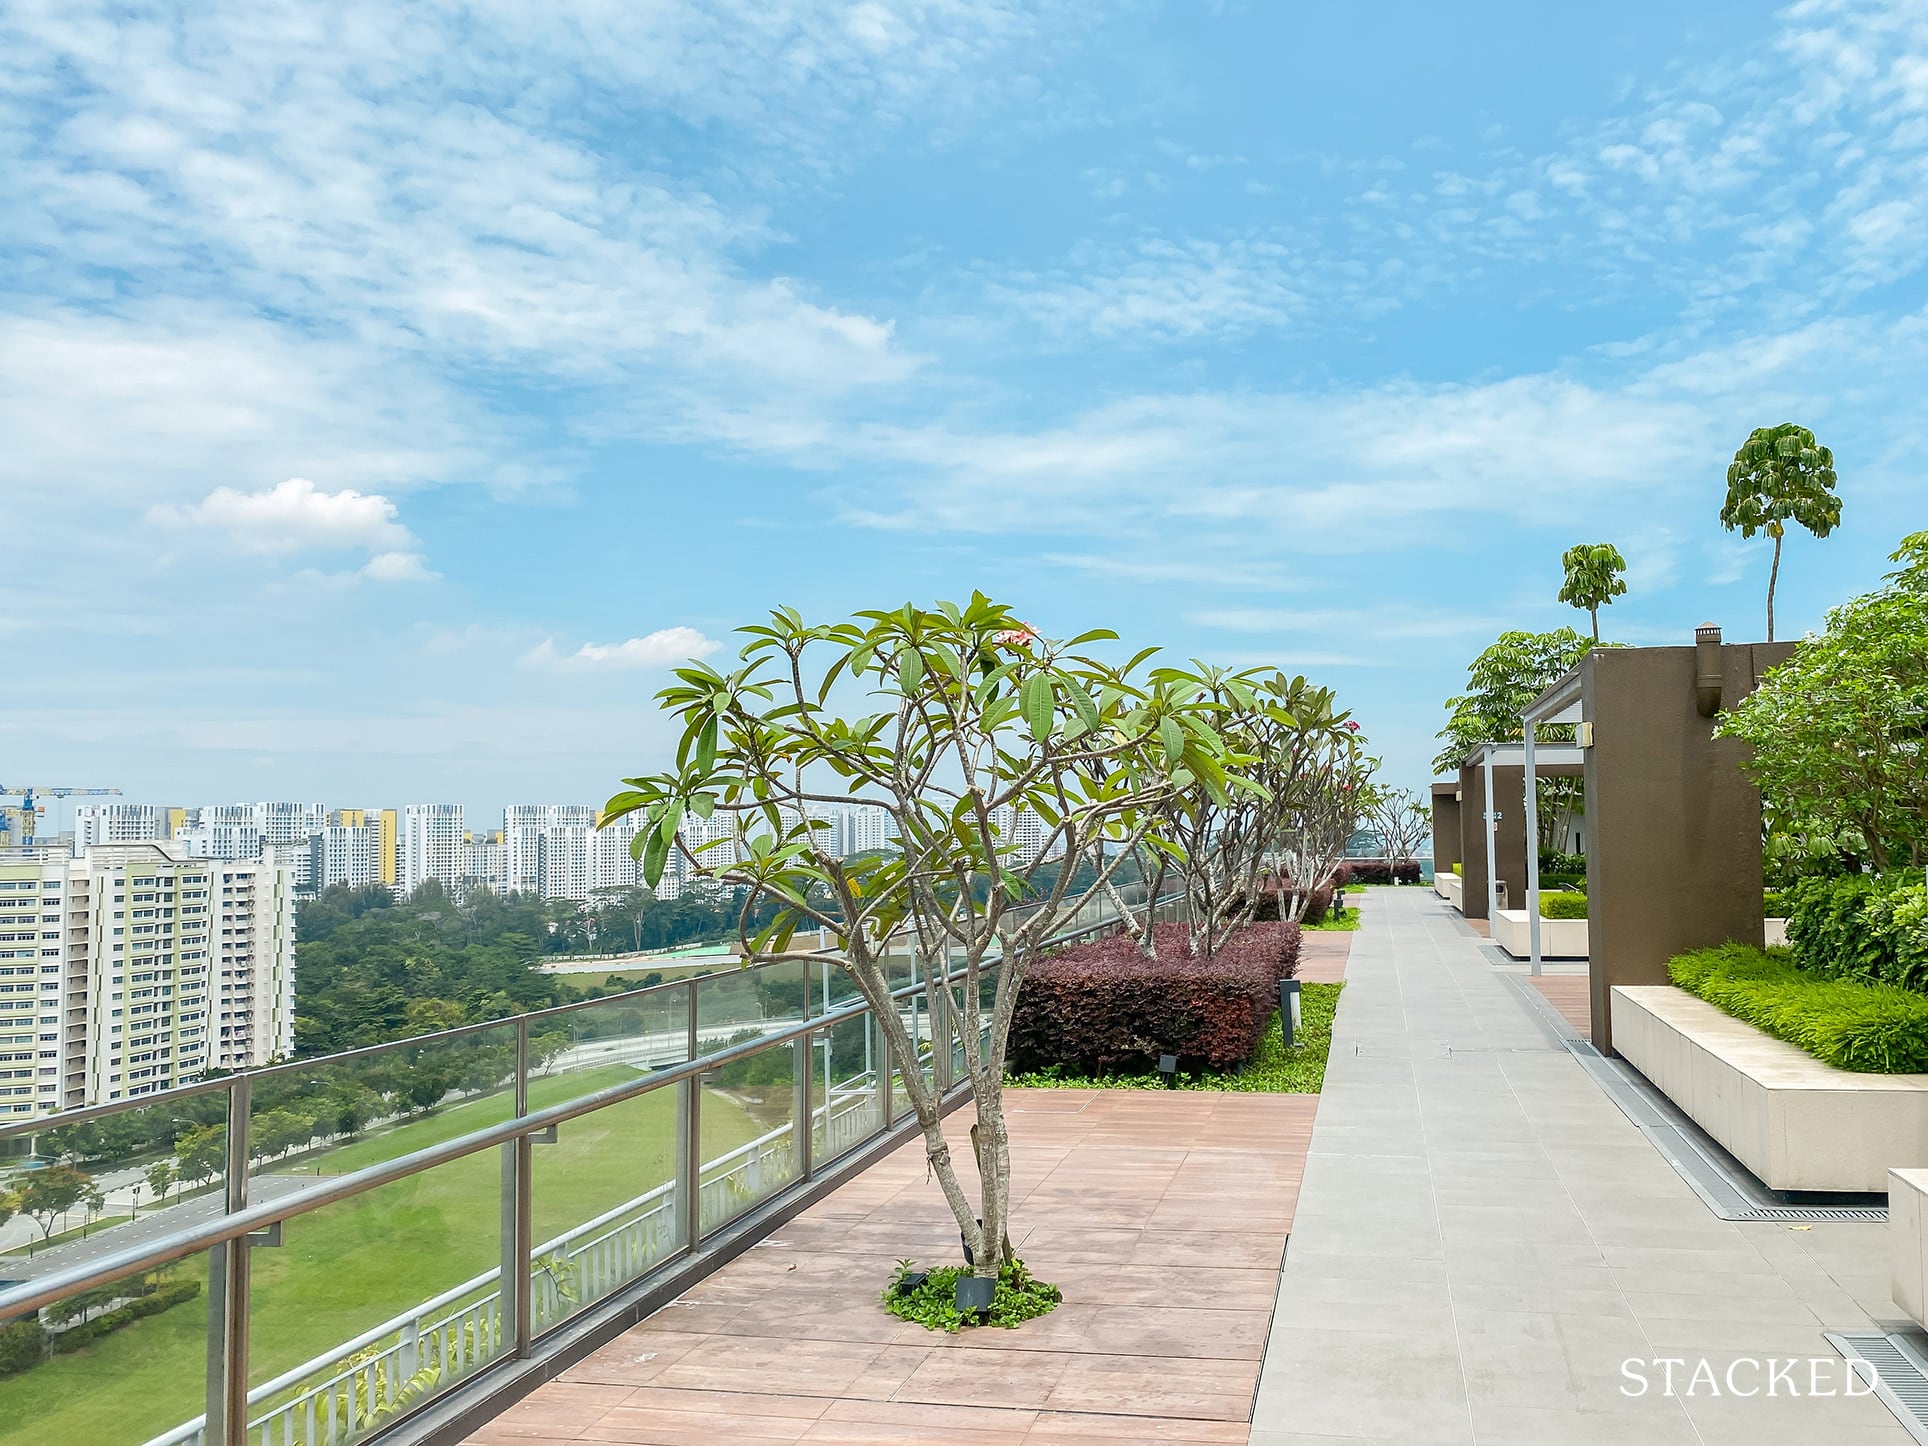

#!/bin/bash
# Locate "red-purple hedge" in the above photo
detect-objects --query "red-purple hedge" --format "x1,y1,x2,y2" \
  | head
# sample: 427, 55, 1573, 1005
1246, 876, 1334, 926
1008, 921, 1302, 1075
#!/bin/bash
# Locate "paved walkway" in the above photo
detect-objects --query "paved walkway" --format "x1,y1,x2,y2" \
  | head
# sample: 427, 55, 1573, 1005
1250, 885, 1906, 1445
480, 1090, 1318, 1444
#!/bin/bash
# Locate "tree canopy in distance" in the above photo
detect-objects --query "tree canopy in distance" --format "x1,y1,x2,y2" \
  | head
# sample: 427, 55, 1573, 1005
1720, 423, 1842, 642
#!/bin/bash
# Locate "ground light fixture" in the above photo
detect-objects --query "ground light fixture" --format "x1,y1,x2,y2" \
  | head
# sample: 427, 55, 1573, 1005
955, 1274, 996, 1319
1280, 979, 1302, 1048
1158, 1053, 1178, 1086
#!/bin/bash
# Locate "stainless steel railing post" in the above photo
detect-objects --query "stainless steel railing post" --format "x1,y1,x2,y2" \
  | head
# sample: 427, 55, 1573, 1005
681, 981, 701, 1249
501, 1018, 533, 1359
794, 1029, 813, 1183
205, 1075, 251, 1446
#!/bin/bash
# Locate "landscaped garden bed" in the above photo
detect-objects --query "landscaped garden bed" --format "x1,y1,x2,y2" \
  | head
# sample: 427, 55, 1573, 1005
1492, 889, 1589, 960
1612, 974, 1928, 1193
1007, 920, 1300, 1077
1009, 984, 1341, 1094
1610, 936, 1928, 1192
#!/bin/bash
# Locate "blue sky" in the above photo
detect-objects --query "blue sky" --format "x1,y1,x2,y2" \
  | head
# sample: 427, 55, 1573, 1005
4, 0, 1925, 818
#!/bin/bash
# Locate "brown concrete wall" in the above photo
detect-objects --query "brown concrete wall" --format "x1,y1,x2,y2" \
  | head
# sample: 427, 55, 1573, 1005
1456, 763, 1526, 920
1585, 640, 1795, 1054
1430, 782, 1462, 875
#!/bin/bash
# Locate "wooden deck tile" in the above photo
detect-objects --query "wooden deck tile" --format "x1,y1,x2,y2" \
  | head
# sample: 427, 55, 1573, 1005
472, 1091, 1318, 1443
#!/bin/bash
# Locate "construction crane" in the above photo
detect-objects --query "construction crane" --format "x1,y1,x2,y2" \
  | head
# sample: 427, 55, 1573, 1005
0, 785, 122, 845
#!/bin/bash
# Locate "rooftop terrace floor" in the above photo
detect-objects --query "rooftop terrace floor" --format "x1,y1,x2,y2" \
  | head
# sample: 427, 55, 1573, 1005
470, 889, 1913, 1444
479, 1086, 1318, 1444
1251, 886, 1908, 1445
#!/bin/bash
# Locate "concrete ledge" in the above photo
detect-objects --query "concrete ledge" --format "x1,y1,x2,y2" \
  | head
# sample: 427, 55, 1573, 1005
1892, 1169, 1928, 1329
1440, 873, 1463, 911
1766, 917, 1789, 948
1492, 909, 1588, 960
1612, 985, 1928, 1193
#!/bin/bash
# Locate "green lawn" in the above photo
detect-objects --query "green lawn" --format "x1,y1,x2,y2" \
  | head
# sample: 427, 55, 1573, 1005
1304, 909, 1363, 932
0, 1067, 765, 1446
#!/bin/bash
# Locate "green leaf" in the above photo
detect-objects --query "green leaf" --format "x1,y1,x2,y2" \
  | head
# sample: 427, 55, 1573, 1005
1023, 673, 1053, 740
1159, 715, 1185, 765
898, 648, 924, 694
641, 827, 670, 888
696, 717, 719, 774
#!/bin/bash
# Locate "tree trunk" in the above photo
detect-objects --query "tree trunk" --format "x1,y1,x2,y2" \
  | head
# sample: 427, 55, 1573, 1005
1589, 606, 1599, 642
1767, 531, 1782, 642
971, 1082, 1013, 1279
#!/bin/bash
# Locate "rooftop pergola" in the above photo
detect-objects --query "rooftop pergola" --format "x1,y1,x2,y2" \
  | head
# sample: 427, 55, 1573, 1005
1458, 737, 1584, 977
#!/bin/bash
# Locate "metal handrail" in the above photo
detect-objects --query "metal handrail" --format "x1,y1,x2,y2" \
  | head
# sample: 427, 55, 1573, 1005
0, 885, 1173, 1319
141, 1084, 879, 1446
0, 882, 1181, 1446
0, 880, 1164, 1140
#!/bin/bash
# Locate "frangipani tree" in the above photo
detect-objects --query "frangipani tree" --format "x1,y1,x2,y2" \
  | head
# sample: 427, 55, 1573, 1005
1097, 669, 1360, 950
1363, 782, 1429, 879
1721, 423, 1842, 642
601, 595, 1238, 1283
1272, 721, 1372, 910
1557, 542, 1627, 642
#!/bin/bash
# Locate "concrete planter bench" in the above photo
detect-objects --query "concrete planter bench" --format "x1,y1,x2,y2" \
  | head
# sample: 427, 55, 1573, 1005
1439, 873, 1462, 911
1612, 985, 1928, 1193
1491, 909, 1588, 960
1765, 917, 1789, 948
1892, 1169, 1928, 1330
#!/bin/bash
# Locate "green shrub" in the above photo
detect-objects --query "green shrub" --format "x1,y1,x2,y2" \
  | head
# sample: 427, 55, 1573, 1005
1668, 942, 1928, 1073
0, 1319, 45, 1377
43, 1279, 200, 1359
1763, 889, 1789, 919
1786, 874, 1928, 992
1541, 872, 1587, 893
1450, 862, 1462, 877
1539, 891, 1588, 919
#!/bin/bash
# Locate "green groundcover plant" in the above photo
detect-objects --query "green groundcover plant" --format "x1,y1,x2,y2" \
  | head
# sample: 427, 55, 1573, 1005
882, 1260, 1062, 1333
1668, 943, 1928, 1074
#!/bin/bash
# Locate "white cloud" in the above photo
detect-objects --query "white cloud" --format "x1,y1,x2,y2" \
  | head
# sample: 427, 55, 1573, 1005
522, 628, 722, 671
150, 479, 414, 556
361, 551, 438, 583
987, 235, 1306, 341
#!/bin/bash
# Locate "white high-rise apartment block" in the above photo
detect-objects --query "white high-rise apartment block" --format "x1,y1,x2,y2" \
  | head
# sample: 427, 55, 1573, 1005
307, 808, 398, 893
837, 805, 892, 857
536, 824, 592, 902
74, 804, 173, 849
463, 831, 508, 896
174, 804, 261, 863
588, 815, 646, 895
401, 804, 466, 895
0, 842, 294, 1118
503, 805, 596, 895
251, 802, 326, 847
208, 857, 297, 1072
989, 803, 1051, 866
311, 820, 377, 891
